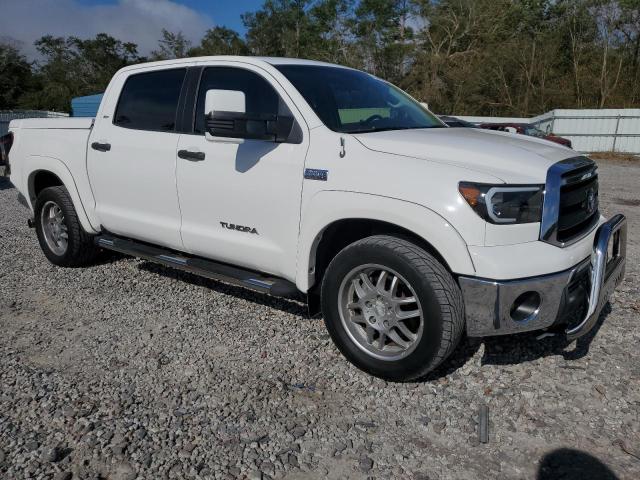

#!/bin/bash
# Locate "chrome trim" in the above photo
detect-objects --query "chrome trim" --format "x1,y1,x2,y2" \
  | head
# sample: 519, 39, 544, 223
157, 254, 188, 265
244, 278, 274, 289
460, 214, 626, 338
566, 214, 627, 340
540, 156, 598, 247
459, 265, 579, 337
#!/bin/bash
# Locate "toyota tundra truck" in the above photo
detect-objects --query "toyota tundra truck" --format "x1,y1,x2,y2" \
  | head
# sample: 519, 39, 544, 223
1, 57, 627, 381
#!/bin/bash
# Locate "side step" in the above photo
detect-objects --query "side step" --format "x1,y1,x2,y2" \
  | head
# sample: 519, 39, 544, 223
95, 235, 299, 299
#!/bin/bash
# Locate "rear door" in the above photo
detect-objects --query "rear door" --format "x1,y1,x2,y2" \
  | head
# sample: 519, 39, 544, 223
87, 66, 191, 250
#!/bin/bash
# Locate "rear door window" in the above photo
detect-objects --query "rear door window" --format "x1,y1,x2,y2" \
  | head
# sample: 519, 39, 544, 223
114, 69, 186, 132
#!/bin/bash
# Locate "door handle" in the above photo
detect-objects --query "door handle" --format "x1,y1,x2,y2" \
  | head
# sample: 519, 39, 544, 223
178, 150, 205, 161
91, 142, 111, 152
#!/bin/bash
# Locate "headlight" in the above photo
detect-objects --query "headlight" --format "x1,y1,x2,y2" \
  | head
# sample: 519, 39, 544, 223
459, 182, 544, 224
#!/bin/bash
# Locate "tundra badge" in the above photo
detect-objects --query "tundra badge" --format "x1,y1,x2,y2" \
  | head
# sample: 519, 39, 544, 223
220, 222, 259, 235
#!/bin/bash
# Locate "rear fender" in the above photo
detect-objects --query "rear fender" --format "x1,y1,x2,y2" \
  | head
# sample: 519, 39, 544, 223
24, 155, 98, 234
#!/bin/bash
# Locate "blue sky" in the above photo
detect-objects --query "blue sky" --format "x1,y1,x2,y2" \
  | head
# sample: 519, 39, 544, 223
159, 0, 265, 33
77, 0, 265, 34
1, 0, 267, 60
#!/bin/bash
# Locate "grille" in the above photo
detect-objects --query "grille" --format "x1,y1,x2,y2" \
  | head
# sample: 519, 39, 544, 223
557, 164, 599, 243
540, 156, 600, 247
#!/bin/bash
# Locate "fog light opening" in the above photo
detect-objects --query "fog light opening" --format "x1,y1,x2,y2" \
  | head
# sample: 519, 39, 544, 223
510, 291, 542, 323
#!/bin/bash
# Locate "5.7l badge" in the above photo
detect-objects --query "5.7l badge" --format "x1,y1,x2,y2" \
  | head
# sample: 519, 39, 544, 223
220, 222, 259, 235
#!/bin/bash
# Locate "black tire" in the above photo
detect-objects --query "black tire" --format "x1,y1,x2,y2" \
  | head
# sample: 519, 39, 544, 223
321, 235, 464, 381
34, 186, 99, 267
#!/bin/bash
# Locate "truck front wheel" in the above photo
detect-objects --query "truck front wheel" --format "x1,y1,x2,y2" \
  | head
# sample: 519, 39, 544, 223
321, 235, 464, 381
34, 186, 99, 267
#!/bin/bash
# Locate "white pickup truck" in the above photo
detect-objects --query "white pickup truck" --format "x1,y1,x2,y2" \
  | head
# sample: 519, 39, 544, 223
1, 57, 627, 381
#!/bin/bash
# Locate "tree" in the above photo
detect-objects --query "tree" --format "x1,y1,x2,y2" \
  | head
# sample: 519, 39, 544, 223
243, 0, 357, 62
306, 0, 356, 63
242, 0, 314, 57
151, 29, 192, 60
350, 0, 416, 83
21, 34, 142, 112
8, 0, 640, 116
189, 27, 248, 56
0, 41, 36, 110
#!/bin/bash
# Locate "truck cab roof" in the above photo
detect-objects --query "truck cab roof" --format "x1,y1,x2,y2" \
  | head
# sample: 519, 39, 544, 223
115, 56, 349, 75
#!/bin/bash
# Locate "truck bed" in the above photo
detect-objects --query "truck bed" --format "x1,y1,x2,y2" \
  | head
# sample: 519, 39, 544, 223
10, 117, 94, 130
7, 117, 96, 231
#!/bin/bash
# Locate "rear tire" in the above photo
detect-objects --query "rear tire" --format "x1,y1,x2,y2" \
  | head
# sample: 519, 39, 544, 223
34, 186, 99, 267
321, 235, 464, 381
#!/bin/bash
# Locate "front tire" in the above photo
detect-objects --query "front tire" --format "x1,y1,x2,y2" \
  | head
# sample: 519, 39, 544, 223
321, 235, 464, 381
34, 186, 99, 267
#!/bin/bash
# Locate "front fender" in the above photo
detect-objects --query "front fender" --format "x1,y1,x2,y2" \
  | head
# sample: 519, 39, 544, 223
296, 190, 476, 291
24, 155, 98, 234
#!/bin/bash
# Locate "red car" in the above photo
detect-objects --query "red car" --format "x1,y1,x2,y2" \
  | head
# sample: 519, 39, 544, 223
480, 123, 572, 149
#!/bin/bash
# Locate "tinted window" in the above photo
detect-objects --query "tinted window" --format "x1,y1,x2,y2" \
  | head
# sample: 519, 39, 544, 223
194, 67, 281, 134
276, 65, 443, 134
524, 126, 545, 137
114, 69, 186, 132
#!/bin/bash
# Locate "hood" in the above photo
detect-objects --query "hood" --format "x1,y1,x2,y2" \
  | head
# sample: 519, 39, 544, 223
352, 127, 576, 183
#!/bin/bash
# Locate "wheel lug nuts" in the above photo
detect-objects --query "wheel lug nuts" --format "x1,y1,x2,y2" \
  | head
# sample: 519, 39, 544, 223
383, 320, 390, 328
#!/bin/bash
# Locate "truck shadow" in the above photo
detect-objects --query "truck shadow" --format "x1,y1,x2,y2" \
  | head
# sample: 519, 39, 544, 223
136, 261, 309, 317
133, 257, 612, 379
480, 303, 612, 367
0, 175, 14, 190
537, 448, 619, 480
420, 304, 612, 381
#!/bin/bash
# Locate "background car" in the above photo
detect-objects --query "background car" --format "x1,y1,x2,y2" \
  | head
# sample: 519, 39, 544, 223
438, 115, 478, 128
480, 122, 572, 148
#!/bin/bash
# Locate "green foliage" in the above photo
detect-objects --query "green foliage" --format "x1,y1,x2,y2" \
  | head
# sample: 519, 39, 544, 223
15, 33, 142, 112
151, 30, 192, 60
3, 0, 640, 115
189, 27, 248, 56
0, 42, 36, 110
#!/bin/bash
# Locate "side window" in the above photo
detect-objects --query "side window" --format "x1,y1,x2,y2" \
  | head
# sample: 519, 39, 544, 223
194, 67, 282, 134
114, 69, 186, 132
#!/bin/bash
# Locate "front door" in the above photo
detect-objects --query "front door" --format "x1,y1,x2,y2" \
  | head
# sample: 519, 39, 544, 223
175, 64, 308, 277
87, 67, 189, 250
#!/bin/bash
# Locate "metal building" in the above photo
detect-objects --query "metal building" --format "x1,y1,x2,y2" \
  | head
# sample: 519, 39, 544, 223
531, 109, 640, 154
457, 109, 640, 154
71, 94, 104, 118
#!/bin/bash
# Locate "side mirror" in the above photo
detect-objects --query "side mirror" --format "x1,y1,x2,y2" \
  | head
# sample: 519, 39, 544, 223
204, 89, 294, 143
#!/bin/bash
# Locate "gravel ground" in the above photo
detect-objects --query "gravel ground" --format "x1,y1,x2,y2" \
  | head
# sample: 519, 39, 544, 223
1, 158, 639, 480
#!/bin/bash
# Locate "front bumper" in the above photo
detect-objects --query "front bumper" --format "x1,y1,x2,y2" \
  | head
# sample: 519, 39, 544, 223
460, 214, 627, 339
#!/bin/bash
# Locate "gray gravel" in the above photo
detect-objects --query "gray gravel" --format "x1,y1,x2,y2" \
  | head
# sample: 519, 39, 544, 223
1, 158, 639, 479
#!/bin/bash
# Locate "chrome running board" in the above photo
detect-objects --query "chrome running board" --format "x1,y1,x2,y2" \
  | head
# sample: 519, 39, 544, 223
95, 234, 299, 299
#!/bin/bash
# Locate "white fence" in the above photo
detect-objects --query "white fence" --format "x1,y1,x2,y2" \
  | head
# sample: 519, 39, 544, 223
458, 109, 640, 154
0, 110, 68, 136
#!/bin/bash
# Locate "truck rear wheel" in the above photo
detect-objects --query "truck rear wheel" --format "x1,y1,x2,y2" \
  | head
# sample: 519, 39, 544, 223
321, 235, 464, 381
34, 186, 99, 267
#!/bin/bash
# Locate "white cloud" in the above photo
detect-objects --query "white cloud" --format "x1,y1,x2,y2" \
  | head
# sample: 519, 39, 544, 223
0, 0, 213, 60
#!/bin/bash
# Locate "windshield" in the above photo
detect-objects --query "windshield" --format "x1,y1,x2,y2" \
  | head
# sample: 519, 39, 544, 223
275, 65, 444, 134
524, 126, 545, 137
